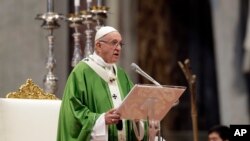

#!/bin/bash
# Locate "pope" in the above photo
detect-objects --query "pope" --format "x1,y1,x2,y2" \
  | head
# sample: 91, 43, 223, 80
57, 26, 147, 141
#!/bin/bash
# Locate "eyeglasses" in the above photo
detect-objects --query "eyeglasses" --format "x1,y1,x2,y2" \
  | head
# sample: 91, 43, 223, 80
99, 40, 125, 48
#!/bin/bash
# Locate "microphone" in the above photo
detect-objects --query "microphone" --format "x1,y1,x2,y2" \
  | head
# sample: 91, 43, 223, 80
131, 63, 179, 106
131, 63, 161, 86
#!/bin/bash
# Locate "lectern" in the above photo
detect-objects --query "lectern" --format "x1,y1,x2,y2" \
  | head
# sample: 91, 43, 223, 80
117, 84, 186, 141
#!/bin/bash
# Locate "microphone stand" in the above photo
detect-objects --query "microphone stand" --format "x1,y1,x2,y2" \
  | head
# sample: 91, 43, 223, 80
131, 63, 163, 141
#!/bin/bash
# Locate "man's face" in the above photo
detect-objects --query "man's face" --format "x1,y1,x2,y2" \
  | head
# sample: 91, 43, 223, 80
208, 132, 223, 141
96, 32, 123, 63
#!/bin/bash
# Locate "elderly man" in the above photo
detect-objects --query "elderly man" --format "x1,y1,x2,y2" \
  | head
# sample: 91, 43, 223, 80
57, 26, 146, 141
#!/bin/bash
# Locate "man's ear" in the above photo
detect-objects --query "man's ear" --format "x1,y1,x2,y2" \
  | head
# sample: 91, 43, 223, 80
95, 42, 102, 53
96, 42, 101, 47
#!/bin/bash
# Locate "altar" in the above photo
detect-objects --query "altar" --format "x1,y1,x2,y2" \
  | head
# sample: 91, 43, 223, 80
0, 98, 61, 141
0, 79, 61, 141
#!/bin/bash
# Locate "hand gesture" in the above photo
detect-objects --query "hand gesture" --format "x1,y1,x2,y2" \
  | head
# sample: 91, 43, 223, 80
105, 109, 121, 125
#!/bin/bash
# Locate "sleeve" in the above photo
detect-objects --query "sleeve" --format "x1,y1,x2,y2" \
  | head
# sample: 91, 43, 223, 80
91, 113, 108, 141
58, 65, 101, 141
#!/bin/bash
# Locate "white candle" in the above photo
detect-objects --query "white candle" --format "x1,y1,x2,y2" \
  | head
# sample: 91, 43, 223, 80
74, 0, 80, 7
97, 0, 101, 6
74, 0, 80, 14
87, 0, 92, 10
47, 0, 54, 12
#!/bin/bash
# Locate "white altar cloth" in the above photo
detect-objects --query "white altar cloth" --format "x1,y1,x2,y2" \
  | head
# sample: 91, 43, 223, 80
0, 98, 61, 141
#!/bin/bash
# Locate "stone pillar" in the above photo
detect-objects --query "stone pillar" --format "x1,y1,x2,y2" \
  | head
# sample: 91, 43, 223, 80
210, 0, 250, 124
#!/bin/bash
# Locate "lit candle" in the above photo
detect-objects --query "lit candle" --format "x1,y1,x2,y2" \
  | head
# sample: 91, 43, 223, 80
47, 0, 54, 12
74, 0, 80, 14
97, 0, 101, 7
87, 0, 92, 10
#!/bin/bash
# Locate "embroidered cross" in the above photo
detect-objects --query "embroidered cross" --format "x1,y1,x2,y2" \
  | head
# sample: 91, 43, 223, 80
112, 94, 117, 99
109, 78, 116, 83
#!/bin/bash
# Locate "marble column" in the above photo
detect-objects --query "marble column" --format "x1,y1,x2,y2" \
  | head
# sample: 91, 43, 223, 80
210, 0, 250, 124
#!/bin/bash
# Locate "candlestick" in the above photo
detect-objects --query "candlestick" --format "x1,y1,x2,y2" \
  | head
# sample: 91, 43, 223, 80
44, 31, 58, 94
36, 2, 64, 94
90, 5, 109, 31
47, 0, 54, 12
81, 11, 94, 57
71, 31, 83, 67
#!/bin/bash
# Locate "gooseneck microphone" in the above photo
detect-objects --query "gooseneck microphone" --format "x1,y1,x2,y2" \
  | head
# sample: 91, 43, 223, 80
131, 63, 161, 86
131, 63, 179, 107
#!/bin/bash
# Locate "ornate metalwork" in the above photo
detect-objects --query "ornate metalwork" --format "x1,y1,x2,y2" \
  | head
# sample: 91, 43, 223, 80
66, 13, 84, 67
34, 1, 110, 93
66, 3, 110, 65
35, 11, 64, 94
81, 10, 95, 58
6, 79, 58, 99
90, 6, 109, 31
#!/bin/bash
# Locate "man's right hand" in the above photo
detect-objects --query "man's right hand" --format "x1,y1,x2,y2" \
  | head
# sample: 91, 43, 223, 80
104, 109, 121, 125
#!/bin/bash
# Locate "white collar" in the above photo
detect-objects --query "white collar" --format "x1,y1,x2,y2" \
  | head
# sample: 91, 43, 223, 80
89, 52, 114, 70
83, 53, 118, 83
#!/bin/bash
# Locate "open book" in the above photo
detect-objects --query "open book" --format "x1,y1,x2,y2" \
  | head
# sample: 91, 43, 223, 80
116, 84, 186, 121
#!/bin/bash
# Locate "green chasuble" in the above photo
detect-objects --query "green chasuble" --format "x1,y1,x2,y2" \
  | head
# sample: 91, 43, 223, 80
57, 61, 147, 141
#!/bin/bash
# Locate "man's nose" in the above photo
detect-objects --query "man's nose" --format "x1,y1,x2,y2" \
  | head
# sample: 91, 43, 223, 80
115, 45, 122, 50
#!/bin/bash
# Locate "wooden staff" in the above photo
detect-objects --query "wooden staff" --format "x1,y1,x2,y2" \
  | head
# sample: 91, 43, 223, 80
178, 59, 198, 141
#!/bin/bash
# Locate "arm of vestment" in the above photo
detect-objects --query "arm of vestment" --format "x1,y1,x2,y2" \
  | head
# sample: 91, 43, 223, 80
63, 67, 101, 140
